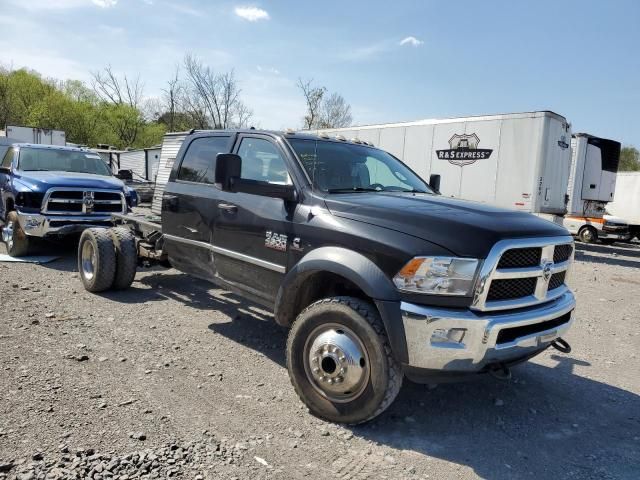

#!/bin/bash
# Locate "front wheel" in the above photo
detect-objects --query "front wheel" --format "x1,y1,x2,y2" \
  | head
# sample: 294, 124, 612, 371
286, 297, 402, 424
578, 226, 598, 244
2, 211, 31, 257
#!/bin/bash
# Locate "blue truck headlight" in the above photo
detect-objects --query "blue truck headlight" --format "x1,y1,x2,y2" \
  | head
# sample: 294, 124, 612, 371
393, 257, 479, 295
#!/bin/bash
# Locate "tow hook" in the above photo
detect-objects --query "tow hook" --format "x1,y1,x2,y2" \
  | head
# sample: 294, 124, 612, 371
488, 363, 512, 381
551, 337, 572, 354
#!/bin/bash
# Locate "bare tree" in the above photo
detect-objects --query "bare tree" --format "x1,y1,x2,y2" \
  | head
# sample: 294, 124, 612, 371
182, 54, 246, 130
91, 65, 143, 108
233, 101, 254, 128
161, 66, 182, 131
318, 92, 352, 129
90, 65, 145, 147
297, 78, 326, 130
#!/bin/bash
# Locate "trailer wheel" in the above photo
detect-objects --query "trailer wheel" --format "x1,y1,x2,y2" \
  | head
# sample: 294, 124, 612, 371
2, 211, 31, 257
109, 227, 137, 290
286, 296, 402, 424
78, 228, 116, 293
578, 226, 598, 244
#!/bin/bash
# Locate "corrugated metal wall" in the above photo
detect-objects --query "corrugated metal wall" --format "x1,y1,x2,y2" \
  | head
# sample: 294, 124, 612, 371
119, 149, 146, 178
151, 133, 187, 215
146, 148, 162, 182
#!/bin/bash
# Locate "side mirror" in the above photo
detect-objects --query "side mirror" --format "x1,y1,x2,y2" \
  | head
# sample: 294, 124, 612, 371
116, 169, 133, 180
215, 153, 241, 191
429, 174, 441, 193
215, 152, 298, 203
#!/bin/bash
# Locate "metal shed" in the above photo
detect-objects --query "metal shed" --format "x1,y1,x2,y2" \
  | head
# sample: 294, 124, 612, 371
151, 132, 188, 215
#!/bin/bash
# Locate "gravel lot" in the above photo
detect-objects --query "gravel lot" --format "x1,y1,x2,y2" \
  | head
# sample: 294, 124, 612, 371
0, 237, 638, 480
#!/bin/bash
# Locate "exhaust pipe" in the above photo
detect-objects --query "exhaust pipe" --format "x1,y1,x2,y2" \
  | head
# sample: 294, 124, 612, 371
551, 337, 571, 354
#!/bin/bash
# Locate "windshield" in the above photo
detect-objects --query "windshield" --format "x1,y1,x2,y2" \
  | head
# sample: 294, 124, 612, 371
18, 148, 112, 176
288, 139, 432, 194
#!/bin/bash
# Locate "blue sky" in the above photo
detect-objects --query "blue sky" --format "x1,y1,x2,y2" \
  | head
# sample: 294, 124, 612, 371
2, 0, 639, 146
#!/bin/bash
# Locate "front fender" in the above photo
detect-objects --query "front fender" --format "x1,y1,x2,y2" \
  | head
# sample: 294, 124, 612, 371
274, 246, 408, 363
279, 246, 398, 313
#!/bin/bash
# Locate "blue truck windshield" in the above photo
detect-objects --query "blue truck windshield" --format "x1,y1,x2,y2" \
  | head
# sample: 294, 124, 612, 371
18, 148, 112, 176
288, 139, 432, 194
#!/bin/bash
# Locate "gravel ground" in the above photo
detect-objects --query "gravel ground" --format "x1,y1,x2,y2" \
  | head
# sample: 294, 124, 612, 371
0, 238, 638, 480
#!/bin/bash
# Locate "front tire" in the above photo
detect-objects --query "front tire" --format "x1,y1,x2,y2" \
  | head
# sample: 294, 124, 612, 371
578, 226, 598, 244
78, 228, 116, 292
286, 297, 402, 424
2, 211, 31, 257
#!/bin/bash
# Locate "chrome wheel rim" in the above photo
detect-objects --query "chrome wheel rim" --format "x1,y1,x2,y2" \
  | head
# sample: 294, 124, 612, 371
2, 221, 14, 251
81, 240, 96, 281
582, 229, 593, 242
303, 323, 370, 403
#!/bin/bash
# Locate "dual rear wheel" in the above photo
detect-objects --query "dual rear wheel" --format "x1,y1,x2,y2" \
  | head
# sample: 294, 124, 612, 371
78, 227, 137, 292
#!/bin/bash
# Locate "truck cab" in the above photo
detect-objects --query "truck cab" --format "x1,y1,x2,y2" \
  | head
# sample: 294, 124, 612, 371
77, 130, 577, 424
0, 143, 137, 256
563, 134, 629, 243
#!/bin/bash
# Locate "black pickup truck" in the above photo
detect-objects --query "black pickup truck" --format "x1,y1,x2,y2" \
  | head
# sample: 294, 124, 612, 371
77, 129, 576, 424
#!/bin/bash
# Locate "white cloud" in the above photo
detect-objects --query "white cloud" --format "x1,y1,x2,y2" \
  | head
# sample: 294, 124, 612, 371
92, 0, 117, 7
399, 36, 424, 47
234, 6, 270, 22
256, 65, 280, 75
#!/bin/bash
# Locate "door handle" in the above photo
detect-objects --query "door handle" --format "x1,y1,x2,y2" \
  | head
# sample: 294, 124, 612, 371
219, 202, 238, 213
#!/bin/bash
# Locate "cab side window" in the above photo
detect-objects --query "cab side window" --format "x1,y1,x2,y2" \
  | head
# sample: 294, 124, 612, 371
237, 137, 292, 185
1, 148, 15, 169
178, 136, 229, 184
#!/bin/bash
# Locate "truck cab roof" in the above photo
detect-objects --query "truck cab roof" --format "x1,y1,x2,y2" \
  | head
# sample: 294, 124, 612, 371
183, 129, 378, 147
10, 143, 89, 152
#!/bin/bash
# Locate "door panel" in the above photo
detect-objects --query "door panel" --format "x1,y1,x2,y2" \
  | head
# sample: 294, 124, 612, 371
162, 135, 231, 280
213, 135, 295, 301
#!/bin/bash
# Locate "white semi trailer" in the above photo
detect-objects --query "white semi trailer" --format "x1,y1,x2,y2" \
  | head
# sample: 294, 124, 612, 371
0, 125, 66, 145
562, 134, 628, 243
312, 111, 572, 221
607, 172, 640, 241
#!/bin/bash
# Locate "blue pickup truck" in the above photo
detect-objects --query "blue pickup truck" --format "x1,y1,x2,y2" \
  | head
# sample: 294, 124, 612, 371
0, 143, 137, 256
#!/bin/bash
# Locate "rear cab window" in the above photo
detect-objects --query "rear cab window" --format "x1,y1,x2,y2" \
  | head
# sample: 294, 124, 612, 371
177, 136, 230, 184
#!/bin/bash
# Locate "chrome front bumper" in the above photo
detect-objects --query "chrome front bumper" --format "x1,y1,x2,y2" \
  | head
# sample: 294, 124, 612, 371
15, 211, 113, 237
599, 231, 631, 241
401, 291, 575, 373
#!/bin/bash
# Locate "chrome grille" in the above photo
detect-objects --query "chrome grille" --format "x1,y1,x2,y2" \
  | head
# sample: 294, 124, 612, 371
548, 271, 566, 291
487, 277, 537, 301
497, 247, 541, 268
43, 188, 125, 215
553, 244, 573, 263
472, 237, 574, 312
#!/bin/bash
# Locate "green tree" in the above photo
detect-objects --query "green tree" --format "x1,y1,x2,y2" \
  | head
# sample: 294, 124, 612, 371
619, 146, 640, 171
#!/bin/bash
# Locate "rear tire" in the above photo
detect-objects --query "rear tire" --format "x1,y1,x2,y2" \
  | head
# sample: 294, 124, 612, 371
78, 228, 116, 292
286, 296, 402, 424
109, 227, 137, 290
578, 226, 597, 244
2, 211, 31, 257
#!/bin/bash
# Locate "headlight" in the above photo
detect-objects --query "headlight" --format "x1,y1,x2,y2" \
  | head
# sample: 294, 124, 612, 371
15, 192, 44, 211
393, 257, 479, 296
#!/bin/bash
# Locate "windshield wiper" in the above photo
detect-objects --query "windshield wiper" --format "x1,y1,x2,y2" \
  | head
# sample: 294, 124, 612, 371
327, 187, 382, 193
